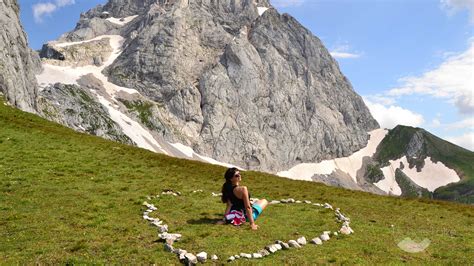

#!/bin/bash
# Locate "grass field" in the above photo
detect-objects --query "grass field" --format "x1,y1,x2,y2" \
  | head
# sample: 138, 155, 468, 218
1, 100, 473, 264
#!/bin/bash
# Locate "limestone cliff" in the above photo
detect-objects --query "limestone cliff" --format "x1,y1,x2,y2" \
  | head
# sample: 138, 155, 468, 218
0, 0, 41, 113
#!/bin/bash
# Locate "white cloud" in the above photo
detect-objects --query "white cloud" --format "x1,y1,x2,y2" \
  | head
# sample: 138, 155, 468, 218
364, 94, 396, 105
363, 98, 425, 129
388, 40, 474, 115
444, 117, 474, 130
330, 44, 362, 59
431, 118, 442, 127
32, 3, 57, 23
32, 0, 75, 23
441, 0, 474, 23
271, 0, 305, 8
445, 132, 474, 151
55, 0, 75, 7
330, 52, 361, 59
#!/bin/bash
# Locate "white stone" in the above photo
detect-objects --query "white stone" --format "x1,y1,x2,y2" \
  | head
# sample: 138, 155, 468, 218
196, 252, 207, 262
185, 253, 197, 264
158, 232, 182, 242
253, 253, 263, 259
228, 256, 235, 262
297, 236, 307, 245
295, 200, 302, 203
234, 255, 240, 259
240, 253, 252, 259
333, 232, 339, 236
340, 225, 354, 235
304, 200, 312, 204
288, 240, 301, 248
158, 224, 168, 233
258, 249, 271, 256
270, 200, 280, 204
310, 237, 323, 245
151, 220, 163, 226
320, 233, 330, 241
324, 203, 333, 209
281, 242, 290, 249
211, 254, 218, 260
164, 243, 174, 253
275, 243, 282, 250
265, 245, 278, 253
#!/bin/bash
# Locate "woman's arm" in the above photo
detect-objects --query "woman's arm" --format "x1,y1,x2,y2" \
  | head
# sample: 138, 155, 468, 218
225, 200, 232, 215
241, 186, 258, 230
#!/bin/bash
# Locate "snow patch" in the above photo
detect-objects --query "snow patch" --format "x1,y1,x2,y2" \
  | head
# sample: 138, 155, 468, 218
96, 94, 167, 154
170, 143, 194, 158
257, 7, 269, 16
168, 142, 244, 169
277, 129, 388, 182
376, 156, 460, 193
374, 162, 402, 196
106, 15, 139, 26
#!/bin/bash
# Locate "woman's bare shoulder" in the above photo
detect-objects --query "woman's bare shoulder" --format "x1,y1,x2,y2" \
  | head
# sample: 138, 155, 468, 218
234, 186, 247, 196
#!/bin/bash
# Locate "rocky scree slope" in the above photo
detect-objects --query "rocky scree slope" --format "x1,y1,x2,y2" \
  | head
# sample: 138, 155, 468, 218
0, 0, 42, 113
37, 0, 379, 172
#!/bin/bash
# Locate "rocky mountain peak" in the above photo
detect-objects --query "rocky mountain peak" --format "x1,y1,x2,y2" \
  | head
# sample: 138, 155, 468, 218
36, 0, 379, 172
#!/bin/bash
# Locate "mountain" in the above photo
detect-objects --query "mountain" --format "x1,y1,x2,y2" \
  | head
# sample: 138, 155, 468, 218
35, 0, 379, 173
1, 0, 471, 204
280, 126, 473, 204
0, 0, 42, 113
1, 96, 473, 264
373, 125, 474, 204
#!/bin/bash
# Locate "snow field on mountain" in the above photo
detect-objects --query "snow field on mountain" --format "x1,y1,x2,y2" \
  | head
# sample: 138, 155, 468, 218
106, 15, 138, 26
257, 7, 269, 16
277, 129, 388, 182
375, 156, 460, 192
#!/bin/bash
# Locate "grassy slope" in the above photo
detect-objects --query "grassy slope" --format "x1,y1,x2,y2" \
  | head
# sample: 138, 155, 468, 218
0, 102, 473, 264
375, 125, 474, 203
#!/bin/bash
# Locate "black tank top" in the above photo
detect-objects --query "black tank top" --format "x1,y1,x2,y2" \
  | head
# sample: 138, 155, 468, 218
230, 185, 250, 211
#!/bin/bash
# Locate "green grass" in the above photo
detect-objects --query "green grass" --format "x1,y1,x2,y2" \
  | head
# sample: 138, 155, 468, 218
1, 100, 473, 264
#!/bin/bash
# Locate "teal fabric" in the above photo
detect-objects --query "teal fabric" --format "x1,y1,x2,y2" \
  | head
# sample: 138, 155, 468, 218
251, 203, 263, 220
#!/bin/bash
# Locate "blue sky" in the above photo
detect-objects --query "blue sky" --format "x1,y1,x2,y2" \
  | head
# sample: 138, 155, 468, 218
18, 0, 474, 150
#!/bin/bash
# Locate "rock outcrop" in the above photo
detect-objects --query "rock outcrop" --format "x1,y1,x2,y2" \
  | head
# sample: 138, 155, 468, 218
40, 38, 113, 67
37, 76, 132, 144
0, 0, 41, 113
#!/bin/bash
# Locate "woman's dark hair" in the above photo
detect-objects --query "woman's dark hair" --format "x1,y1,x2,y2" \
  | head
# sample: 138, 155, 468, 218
221, 167, 238, 203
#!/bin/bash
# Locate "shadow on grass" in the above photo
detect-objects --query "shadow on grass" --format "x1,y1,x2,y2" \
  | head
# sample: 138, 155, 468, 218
187, 216, 223, 225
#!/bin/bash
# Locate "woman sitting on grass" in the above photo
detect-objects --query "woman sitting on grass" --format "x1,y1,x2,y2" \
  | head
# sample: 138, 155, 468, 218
219, 167, 268, 230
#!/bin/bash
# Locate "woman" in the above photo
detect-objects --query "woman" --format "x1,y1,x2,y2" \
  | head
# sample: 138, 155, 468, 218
220, 167, 268, 230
